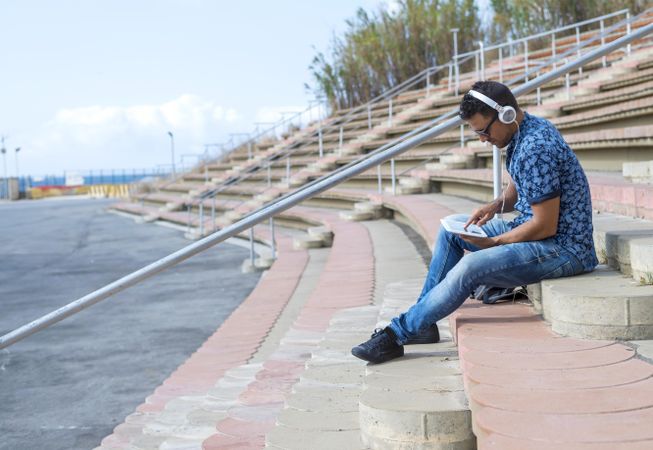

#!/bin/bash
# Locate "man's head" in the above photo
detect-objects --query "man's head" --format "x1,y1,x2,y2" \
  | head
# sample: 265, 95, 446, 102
459, 81, 520, 148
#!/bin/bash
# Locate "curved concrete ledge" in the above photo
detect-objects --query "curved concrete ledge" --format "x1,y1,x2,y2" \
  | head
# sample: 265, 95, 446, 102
541, 267, 653, 340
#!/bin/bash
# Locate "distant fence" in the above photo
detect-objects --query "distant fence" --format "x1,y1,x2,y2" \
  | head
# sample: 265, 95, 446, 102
0, 168, 169, 200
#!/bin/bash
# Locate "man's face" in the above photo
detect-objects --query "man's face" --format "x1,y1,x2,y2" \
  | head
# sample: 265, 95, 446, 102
466, 112, 514, 148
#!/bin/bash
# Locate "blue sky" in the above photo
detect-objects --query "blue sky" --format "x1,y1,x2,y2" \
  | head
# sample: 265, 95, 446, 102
0, 0, 489, 178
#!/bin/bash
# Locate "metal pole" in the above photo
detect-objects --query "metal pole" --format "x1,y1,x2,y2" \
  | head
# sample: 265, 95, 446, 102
388, 98, 393, 127
186, 205, 192, 235
267, 163, 271, 187
475, 52, 479, 80
211, 195, 216, 230
3, 22, 651, 349
536, 71, 541, 105
551, 33, 557, 70
249, 227, 255, 266
248, 142, 252, 160
479, 41, 485, 81
318, 126, 323, 158
367, 105, 372, 130
168, 131, 176, 177
460, 124, 465, 148
627, 11, 632, 55
391, 159, 396, 195
269, 217, 276, 259
565, 59, 571, 99
338, 126, 344, 155
1, 138, 7, 200
499, 47, 503, 83
492, 145, 502, 201
451, 28, 459, 96
576, 27, 583, 76
199, 202, 204, 237
447, 64, 452, 92
286, 156, 290, 183
524, 41, 529, 82
600, 20, 607, 68
377, 165, 382, 194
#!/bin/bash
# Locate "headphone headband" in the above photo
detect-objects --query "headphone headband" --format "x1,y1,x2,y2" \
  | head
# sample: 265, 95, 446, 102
467, 89, 517, 124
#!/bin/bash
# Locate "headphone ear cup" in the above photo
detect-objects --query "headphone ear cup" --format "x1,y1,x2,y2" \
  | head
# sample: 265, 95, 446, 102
499, 106, 517, 124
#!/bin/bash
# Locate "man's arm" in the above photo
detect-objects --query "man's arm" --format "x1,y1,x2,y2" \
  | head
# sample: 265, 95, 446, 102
460, 196, 560, 249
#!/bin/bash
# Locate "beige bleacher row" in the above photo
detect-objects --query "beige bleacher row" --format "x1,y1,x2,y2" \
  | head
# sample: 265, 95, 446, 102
115, 12, 653, 227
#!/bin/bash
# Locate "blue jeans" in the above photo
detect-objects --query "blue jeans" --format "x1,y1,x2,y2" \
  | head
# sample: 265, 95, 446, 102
388, 214, 586, 344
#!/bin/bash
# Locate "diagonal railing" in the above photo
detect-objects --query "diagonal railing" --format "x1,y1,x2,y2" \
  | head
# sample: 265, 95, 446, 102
1, 13, 652, 350
186, 8, 638, 217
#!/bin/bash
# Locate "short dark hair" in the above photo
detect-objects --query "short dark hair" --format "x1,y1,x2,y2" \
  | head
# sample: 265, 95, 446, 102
459, 81, 519, 120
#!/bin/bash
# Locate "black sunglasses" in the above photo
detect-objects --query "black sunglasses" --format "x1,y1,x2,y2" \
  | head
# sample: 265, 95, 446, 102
473, 114, 498, 138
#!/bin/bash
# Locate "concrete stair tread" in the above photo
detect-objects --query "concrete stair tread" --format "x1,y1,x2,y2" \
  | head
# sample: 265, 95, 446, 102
265, 425, 364, 449
475, 405, 653, 444
542, 266, 653, 339
470, 376, 653, 415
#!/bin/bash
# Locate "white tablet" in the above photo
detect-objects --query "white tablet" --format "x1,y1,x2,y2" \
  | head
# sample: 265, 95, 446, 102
440, 217, 488, 238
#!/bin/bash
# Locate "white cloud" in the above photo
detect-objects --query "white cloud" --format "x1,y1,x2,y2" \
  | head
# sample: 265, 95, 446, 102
21, 95, 244, 175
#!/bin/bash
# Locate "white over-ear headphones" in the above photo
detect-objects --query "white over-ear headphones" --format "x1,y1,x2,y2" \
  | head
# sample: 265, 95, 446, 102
467, 90, 517, 124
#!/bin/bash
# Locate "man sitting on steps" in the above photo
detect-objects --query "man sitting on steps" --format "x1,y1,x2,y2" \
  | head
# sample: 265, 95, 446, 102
352, 80, 599, 364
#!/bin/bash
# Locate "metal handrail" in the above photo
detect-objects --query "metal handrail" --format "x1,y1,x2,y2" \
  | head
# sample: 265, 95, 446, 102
195, 9, 638, 201
458, 9, 630, 58
2, 18, 651, 350
393, 8, 646, 179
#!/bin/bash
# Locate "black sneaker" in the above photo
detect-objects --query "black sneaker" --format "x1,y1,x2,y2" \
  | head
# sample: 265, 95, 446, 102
404, 324, 440, 345
351, 327, 404, 364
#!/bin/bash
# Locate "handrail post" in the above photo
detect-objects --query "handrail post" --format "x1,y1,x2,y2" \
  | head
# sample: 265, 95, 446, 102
551, 33, 557, 70
269, 217, 276, 260
426, 67, 432, 96
247, 142, 252, 161
186, 205, 192, 235
600, 19, 607, 67
565, 59, 571, 100
391, 159, 396, 195
492, 144, 502, 217
199, 202, 204, 237
267, 162, 271, 187
388, 98, 393, 127
339, 126, 344, 155
447, 64, 452, 92
475, 51, 480, 80
627, 11, 632, 55
460, 124, 465, 148
367, 105, 372, 130
451, 28, 459, 96
377, 164, 382, 194
318, 125, 323, 158
499, 47, 503, 83
204, 163, 209, 184
536, 71, 541, 105
286, 156, 291, 183
576, 26, 583, 76
249, 228, 255, 267
524, 41, 529, 82
479, 41, 485, 81
211, 195, 216, 231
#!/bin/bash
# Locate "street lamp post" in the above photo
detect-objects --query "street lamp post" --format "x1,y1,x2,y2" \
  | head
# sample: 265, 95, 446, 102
167, 131, 176, 177
1, 136, 7, 200
15, 147, 21, 198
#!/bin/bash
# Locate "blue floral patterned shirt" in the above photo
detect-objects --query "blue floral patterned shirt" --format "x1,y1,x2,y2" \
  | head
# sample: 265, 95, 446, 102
505, 111, 598, 272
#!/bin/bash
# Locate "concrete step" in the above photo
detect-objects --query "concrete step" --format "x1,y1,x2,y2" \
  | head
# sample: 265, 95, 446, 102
593, 212, 653, 283
541, 266, 653, 340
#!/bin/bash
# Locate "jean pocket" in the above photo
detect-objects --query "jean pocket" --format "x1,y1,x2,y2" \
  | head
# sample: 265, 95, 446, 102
541, 259, 576, 280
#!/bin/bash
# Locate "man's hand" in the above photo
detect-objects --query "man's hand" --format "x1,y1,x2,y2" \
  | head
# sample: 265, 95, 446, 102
458, 234, 499, 249
464, 200, 500, 230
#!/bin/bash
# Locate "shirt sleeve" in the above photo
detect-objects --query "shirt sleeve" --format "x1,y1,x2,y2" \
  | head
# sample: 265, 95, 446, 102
520, 144, 561, 204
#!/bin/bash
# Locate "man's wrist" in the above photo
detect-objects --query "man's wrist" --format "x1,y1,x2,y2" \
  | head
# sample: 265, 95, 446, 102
491, 235, 504, 246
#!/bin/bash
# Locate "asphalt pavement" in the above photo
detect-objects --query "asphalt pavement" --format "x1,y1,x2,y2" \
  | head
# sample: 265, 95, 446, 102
0, 197, 261, 450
